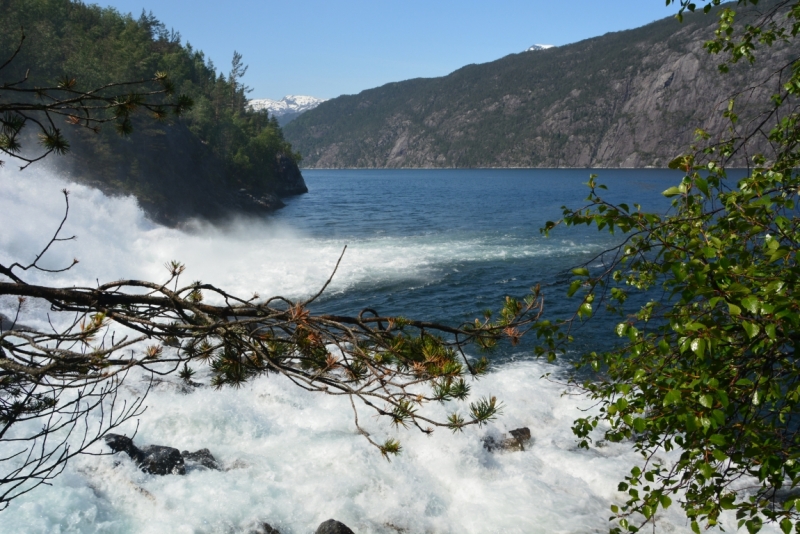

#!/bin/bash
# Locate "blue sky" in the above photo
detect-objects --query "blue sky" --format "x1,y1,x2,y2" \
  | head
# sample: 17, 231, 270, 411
93, 0, 678, 100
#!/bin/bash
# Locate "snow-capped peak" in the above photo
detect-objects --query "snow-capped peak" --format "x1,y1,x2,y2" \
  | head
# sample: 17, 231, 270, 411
248, 95, 327, 116
525, 44, 555, 52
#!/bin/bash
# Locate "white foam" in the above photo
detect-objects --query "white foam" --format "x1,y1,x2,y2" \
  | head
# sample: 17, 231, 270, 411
0, 168, 780, 533
0, 167, 591, 304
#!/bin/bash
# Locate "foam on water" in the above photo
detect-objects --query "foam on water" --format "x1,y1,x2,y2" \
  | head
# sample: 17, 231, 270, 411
0, 168, 591, 304
0, 169, 777, 533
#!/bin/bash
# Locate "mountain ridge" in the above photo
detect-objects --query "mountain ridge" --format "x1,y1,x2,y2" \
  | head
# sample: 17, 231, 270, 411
249, 95, 327, 125
284, 2, 792, 169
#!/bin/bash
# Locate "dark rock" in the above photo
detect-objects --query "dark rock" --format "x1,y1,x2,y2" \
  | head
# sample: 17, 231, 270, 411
249, 522, 281, 534
235, 188, 285, 212
147, 376, 203, 394
509, 427, 531, 442
315, 519, 355, 534
273, 153, 308, 195
181, 448, 220, 470
104, 434, 185, 475
483, 427, 532, 452
138, 444, 185, 475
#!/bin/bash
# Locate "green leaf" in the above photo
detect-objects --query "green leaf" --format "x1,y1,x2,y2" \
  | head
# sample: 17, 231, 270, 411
765, 323, 776, 339
783, 498, 799, 511
699, 394, 713, 408
691, 338, 706, 358
668, 156, 685, 170
741, 296, 759, 314
745, 517, 763, 533
709, 434, 726, 446
663, 186, 682, 197
633, 417, 646, 433
571, 267, 589, 277
664, 389, 681, 406
743, 321, 761, 339
727, 302, 742, 316
695, 177, 710, 196
567, 280, 582, 298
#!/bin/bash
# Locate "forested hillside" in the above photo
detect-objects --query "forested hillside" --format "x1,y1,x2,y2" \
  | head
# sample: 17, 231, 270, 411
0, 0, 306, 224
285, 0, 794, 168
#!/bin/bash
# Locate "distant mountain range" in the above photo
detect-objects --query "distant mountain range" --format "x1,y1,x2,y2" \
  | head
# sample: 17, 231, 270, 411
249, 95, 327, 125
284, 1, 789, 169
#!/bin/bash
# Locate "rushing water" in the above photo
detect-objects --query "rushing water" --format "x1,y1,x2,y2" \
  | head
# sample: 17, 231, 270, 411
0, 166, 776, 533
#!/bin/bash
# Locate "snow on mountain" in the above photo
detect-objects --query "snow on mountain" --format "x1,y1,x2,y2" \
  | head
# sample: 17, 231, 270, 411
525, 44, 555, 51
248, 95, 326, 117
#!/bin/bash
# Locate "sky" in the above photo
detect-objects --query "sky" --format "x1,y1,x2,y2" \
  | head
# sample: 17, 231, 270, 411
92, 0, 678, 101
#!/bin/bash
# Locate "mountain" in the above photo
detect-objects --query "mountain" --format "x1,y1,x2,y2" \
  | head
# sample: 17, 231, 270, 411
284, 2, 792, 169
525, 44, 555, 51
249, 95, 327, 125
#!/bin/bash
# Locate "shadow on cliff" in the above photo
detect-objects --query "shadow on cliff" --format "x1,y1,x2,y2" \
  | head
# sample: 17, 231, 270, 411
57, 118, 307, 227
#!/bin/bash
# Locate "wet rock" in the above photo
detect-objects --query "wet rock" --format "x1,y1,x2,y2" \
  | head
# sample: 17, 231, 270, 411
482, 427, 532, 452
104, 434, 185, 475
249, 522, 281, 534
181, 448, 220, 470
225, 459, 249, 471
315, 519, 355, 534
147, 376, 202, 394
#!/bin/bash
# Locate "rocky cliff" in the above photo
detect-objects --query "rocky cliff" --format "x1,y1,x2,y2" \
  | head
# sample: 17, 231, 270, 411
60, 119, 307, 227
285, 2, 794, 168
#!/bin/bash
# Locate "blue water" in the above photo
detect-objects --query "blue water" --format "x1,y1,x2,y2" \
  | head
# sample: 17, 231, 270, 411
6, 166, 776, 534
279, 168, 680, 360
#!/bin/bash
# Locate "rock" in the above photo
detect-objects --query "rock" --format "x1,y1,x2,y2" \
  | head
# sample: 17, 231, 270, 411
248, 522, 281, 534
273, 153, 308, 195
235, 188, 285, 211
509, 427, 531, 442
482, 427, 532, 452
225, 459, 249, 471
147, 376, 202, 394
315, 519, 355, 534
104, 434, 185, 475
181, 448, 220, 470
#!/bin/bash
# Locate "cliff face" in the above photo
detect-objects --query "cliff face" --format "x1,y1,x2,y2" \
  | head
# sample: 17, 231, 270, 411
285, 3, 794, 169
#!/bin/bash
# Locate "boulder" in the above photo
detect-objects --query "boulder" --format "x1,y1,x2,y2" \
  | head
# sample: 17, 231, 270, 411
104, 434, 185, 475
482, 427, 532, 452
315, 519, 355, 534
249, 522, 281, 534
273, 153, 308, 195
181, 448, 220, 470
